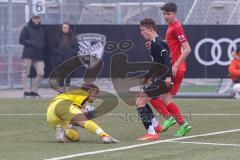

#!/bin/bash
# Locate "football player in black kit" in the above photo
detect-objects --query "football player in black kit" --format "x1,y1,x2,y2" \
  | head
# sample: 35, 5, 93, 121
136, 18, 173, 141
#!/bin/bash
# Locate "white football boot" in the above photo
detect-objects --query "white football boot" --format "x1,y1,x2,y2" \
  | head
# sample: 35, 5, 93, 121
102, 136, 120, 144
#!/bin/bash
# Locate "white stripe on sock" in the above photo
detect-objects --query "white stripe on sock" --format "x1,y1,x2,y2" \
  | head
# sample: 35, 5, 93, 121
151, 117, 159, 128
96, 128, 103, 135
147, 125, 156, 134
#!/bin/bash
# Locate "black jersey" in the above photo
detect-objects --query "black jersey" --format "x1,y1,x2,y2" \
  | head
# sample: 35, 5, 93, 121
145, 36, 173, 79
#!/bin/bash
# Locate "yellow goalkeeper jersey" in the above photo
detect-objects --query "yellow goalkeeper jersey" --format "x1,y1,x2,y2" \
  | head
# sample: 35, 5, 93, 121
47, 89, 90, 128
51, 89, 89, 108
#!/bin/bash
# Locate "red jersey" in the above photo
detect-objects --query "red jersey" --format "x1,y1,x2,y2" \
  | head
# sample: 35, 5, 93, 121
229, 59, 240, 82
166, 20, 188, 71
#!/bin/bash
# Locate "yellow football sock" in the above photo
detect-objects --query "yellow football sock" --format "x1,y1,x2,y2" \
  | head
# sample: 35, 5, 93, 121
83, 120, 109, 137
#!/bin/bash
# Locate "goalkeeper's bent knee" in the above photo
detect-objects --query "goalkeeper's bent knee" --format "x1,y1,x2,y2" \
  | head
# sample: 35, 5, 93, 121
64, 128, 80, 141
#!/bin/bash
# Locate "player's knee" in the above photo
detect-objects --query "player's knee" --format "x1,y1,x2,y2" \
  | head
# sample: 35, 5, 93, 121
164, 99, 172, 106
135, 98, 146, 108
65, 127, 80, 141
161, 93, 173, 105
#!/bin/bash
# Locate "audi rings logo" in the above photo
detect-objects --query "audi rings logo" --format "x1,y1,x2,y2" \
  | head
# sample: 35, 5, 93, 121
194, 38, 240, 66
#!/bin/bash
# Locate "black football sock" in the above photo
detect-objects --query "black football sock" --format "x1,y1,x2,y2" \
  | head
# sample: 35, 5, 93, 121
145, 103, 159, 128
145, 103, 155, 120
137, 106, 152, 130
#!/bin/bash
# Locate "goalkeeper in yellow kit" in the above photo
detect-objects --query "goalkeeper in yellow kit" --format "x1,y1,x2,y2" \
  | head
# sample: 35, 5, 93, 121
47, 83, 119, 143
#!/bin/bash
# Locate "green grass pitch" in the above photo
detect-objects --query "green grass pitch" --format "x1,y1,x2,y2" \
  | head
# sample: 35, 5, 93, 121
0, 97, 240, 160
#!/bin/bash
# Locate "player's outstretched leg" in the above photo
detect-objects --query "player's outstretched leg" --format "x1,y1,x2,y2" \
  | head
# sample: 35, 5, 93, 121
69, 109, 119, 144
83, 120, 119, 143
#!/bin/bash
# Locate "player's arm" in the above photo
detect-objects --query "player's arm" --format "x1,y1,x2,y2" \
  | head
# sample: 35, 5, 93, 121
69, 90, 97, 119
172, 26, 191, 76
19, 26, 33, 47
173, 41, 191, 71
71, 100, 97, 120
158, 44, 173, 86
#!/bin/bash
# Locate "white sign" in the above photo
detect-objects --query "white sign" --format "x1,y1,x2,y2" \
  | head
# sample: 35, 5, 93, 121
25, 5, 30, 23
32, 0, 46, 14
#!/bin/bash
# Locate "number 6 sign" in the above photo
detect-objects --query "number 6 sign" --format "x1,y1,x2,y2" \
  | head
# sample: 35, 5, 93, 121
32, 0, 46, 14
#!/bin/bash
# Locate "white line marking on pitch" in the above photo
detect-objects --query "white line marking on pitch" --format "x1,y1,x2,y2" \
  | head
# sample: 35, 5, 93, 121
168, 141, 240, 147
45, 128, 240, 160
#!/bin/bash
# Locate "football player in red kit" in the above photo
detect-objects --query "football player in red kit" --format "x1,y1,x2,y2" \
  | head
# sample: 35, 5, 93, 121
146, 2, 192, 137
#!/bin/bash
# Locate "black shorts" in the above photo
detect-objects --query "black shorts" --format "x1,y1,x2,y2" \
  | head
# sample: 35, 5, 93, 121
143, 77, 172, 99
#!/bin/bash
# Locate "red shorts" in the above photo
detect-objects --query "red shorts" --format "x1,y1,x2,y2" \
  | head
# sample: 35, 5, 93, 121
171, 71, 185, 95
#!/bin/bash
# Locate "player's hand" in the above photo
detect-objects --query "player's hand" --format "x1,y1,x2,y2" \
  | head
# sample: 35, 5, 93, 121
145, 41, 151, 50
84, 104, 97, 119
85, 104, 95, 112
172, 64, 178, 77
165, 77, 172, 87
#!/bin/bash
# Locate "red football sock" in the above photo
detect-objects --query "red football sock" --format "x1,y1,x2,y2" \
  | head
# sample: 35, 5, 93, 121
166, 103, 185, 125
150, 98, 171, 118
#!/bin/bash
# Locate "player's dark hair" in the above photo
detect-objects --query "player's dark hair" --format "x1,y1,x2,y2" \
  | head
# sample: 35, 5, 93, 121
161, 2, 177, 12
81, 83, 99, 93
140, 18, 157, 31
